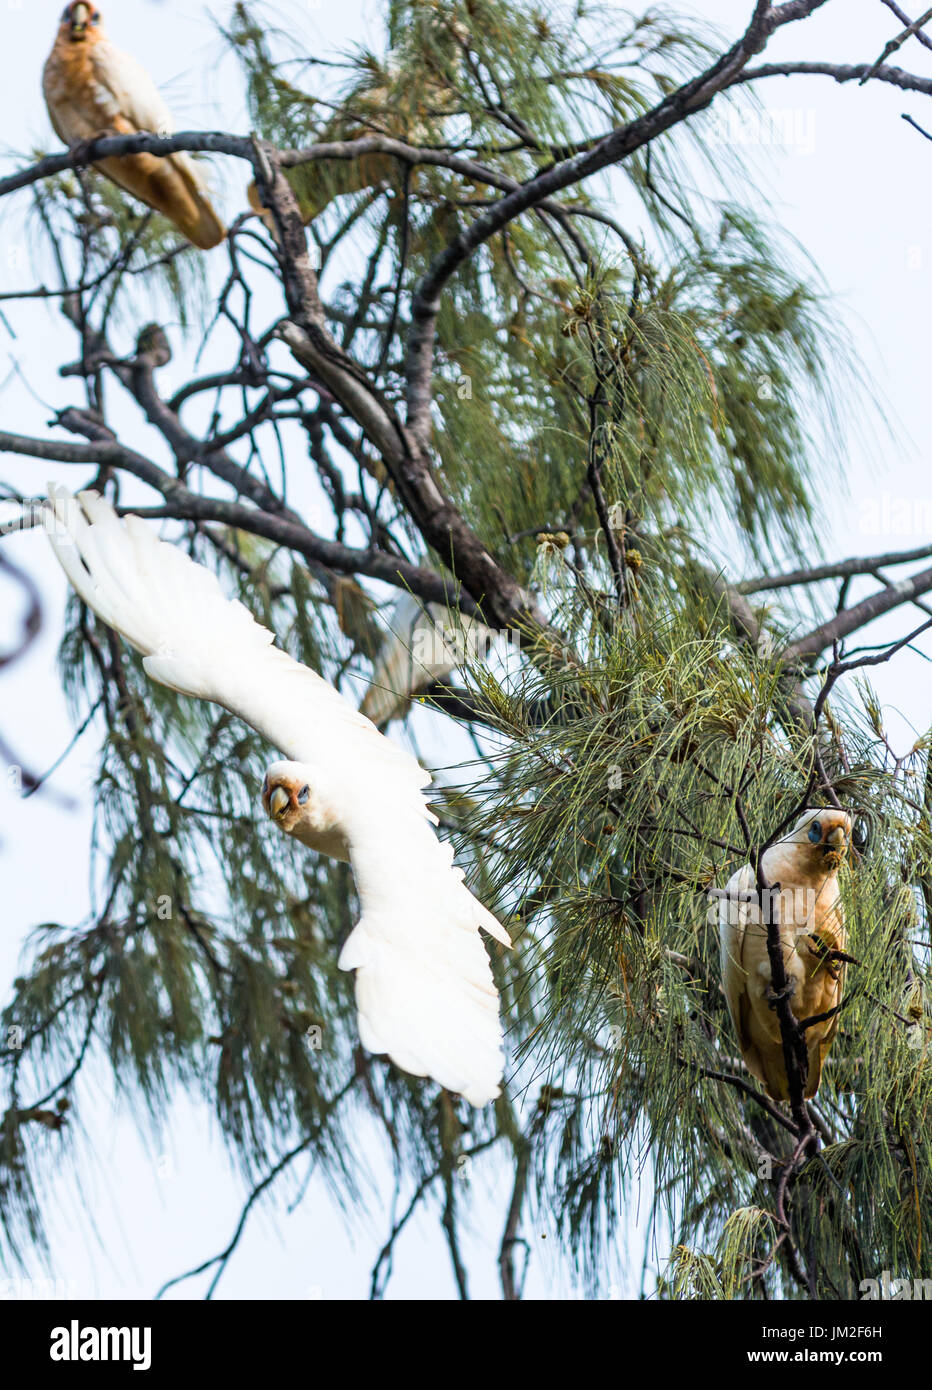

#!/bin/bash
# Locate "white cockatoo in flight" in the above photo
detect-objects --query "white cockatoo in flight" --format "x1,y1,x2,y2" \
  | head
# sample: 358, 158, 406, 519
43, 487, 510, 1106
360, 593, 499, 728
718, 809, 851, 1101
43, 3, 226, 250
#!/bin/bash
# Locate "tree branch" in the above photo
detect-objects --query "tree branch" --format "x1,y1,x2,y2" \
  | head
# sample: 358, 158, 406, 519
783, 563, 932, 662
403, 0, 830, 442
0, 429, 476, 611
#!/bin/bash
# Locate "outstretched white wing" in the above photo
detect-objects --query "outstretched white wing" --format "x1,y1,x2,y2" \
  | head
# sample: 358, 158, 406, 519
44, 486, 510, 1106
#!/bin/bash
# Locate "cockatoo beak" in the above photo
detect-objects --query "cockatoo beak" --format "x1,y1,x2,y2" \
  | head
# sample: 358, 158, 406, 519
826, 825, 846, 848
70, 3, 91, 35
268, 785, 290, 819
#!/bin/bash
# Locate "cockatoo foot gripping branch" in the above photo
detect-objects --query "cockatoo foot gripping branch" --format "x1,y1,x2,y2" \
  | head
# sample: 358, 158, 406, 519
43, 486, 510, 1108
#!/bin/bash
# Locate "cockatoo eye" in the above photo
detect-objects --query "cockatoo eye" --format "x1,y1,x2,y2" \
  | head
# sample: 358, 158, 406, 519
297, 785, 310, 805
808, 820, 822, 844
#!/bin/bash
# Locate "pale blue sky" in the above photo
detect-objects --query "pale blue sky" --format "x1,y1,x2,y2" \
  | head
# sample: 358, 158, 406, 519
1, 0, 931, 1300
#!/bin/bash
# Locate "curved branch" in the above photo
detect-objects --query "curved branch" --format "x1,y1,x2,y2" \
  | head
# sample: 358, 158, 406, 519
253, 161, 552, 633
403, 0, 830, 441
740, 540, 932, 594
0, 551, 41, 671
783, 563, 932, 662
732, 58, 932, 96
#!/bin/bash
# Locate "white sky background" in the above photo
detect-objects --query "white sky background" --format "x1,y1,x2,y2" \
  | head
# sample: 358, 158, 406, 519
0, 0, 931, 1299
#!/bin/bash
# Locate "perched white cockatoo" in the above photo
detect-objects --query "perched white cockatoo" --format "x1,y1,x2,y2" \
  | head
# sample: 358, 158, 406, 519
360, 593, 498, 729
43, 486, 510, 1106
718, 809, 851, 1101
43, 3, 226, 250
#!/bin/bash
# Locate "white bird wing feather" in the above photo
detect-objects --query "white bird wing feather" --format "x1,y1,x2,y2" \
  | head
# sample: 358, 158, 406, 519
718, 861, 755, 1046
89, 39, 175, 135
43, 486, 509, 1106
88, 40, 209, 195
